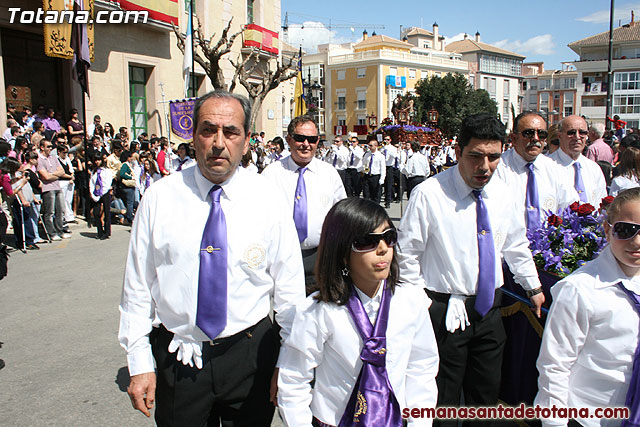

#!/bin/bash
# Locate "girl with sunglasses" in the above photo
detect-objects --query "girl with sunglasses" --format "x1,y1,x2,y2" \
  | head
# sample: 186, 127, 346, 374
535, 187, 640, 426
277, 197, 439, 427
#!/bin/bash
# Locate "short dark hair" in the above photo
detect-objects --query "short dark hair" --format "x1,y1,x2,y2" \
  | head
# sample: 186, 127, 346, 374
458, 113, 506, 152
111, 139, 123, 151
287, 115, 318, 137
366, 134, 378, 143
120, 150, 132, 163
272, 136, 285, 152
512, 110, 546, 134
313, 197, 398, 305
193, 90, 252, 135
178, 143, 189, 152
410, 141, 421, 152
10, 125, 20, 135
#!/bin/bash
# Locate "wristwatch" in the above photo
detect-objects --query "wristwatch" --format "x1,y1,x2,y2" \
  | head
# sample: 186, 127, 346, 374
525, 287, 543, 298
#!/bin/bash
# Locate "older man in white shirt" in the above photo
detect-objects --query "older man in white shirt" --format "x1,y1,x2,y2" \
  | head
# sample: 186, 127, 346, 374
548, 115, 607, 207
119, 91, 305, 426
398, 114, 544, 424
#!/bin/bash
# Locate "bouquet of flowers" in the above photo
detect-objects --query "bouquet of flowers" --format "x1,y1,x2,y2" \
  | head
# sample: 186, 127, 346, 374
527, 200, 611, 277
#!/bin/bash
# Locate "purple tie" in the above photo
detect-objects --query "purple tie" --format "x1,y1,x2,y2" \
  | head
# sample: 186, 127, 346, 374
473, 189, 496, 316
339, 282, 403, 427
196, 185, 228, 340
368, 154, 374, 175
394, 156, 399, 168
177, 158, 187, 171
333, 154, 338, 167
617, 282, 640, 427
573, 162, 588, 203
350, 151, 355, 166
293, 167, 308, 243
525, 162, 540, 232
93, 169, 103, 197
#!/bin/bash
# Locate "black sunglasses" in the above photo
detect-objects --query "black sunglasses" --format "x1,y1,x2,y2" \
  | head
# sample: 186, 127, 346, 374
520, 129, 549, 139
352, 228, 398, 252
566, 129, 589, 137
292, 134, 319, 144
609, 221, 640, 240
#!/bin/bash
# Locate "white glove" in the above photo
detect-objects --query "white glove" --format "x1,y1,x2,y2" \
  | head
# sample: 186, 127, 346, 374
445, 295, 470, 333
168, 335, 203, 369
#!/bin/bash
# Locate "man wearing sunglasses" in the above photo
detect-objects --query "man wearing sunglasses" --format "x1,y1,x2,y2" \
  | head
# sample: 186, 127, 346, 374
262, 115, 346, 288
398, 114, 544, 422
548, 115, 607, 206
496, 111, 574, 232
345, 136, 364, 197
326, 135, 348, 186
361, 136, 386, 204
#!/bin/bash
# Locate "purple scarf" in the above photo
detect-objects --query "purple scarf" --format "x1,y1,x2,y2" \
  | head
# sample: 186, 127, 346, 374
338, 282, 402, 427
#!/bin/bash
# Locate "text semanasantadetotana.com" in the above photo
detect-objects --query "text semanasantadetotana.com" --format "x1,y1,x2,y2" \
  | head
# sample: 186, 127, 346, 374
403, 404, 630, 420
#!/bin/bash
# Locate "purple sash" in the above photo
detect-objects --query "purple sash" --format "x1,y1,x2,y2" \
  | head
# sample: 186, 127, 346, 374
617, 282, 640, 427
93, 169, 103, 197
338, 282, 402, 427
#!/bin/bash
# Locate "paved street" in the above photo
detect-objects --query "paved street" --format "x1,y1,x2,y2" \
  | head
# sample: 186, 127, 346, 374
0, 200, 405, 426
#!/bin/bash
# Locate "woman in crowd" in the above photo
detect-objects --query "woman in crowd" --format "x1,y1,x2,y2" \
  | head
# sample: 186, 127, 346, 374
277, 197, 439, 427
89, 153, 113, 240
71, 145, 89, 221
611, 146, 640, 196
1, 158, 33, 249
118, 150, 136, 224
93, 123, 104, 140
30, 121, 45, 146
14, 136, 29, 165
23, 151, 44, 243
241, 149, 258, 173
535, 187, 640, 427
66, 108, 84, 141
103, 122, 115, 146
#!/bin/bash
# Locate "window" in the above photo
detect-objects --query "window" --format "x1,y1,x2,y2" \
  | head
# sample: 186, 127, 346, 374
483, 77, 496, 99
318, 90, 324, 109
530, 80, 538, 90
338, 117, 346, 126
129, 65, 148, 139
503, 99, 509, 121
563, 78, 576, 89
337, 91, 346, 110
357, 115, 366, 125
564, 106, 573, 116
478, 54, 522, 76
421, 70, 429, 79
522, 81, 527, 91
409, 69, 416, 79
356, 90, 366, 110
422, 41, 431, 49
357, 67, 366, 78
529, 94, 537, 105
389, 66, 397, 76
553, 92, 560, 101
337, 70, 346, 80
613, 95, 640, 114
563, 92, 574, 117
247, 0, 254, 24
539, 79, 551, 90
469, 75, 475, 89
503, 80, 510, 96
539, 92, 549, 112
614, 72, 640, 90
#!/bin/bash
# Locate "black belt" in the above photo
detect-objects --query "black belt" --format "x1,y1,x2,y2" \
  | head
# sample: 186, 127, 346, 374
426, 288, 502, 309
206, 316, 270, 347
301, 247, 318, 258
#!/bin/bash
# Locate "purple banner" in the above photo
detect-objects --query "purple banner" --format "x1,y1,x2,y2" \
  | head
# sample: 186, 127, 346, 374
169, 99, 196, 143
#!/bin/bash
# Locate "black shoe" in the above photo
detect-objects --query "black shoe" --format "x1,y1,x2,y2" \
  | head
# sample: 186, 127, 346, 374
0, 359, 4, 370
99, 235, 109, 240
26, 244, 40, 250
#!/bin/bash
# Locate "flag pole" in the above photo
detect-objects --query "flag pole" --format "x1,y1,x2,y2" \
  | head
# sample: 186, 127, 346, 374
190, 0, 196, 97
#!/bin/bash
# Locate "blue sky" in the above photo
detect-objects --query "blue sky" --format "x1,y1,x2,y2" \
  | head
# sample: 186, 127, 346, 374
281, 0, 640, 70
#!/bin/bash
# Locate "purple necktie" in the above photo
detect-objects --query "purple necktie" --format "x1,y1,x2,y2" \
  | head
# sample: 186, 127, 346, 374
573, 162, 588, 203
333, 154, 338, 167
525, 162, 540, 232
177, 158, 187, 171
293, 167, 308, 243
473, 189, 496, 316
350, 151, 355, 166
394, 156, 399, 168
93, 169, 103, 197
368, 154, 374, 175
339, 282, 402, 427
617, 282, 640, 427
196, 185, 228, 340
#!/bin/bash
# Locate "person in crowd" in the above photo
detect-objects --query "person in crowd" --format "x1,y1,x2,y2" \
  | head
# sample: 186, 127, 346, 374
118, 126, 130, 145
22, 151, 44, 244
402, 141, 429, 198
139, 158, 160, 197
103, 122, 115, 145
119, 90, 304, 426
262, 115, 346, 289
118, 150, 136, 225
496, 111, 574, 233
277, 197, 439, 426
87, 136, 109, 166
37, 138, 70, 241
608, 114, 627, 140
30, 121, 45, 147
57, 144, 76, 224
361, 135, 386, 204
345, 136, 364, 197
2, 158, 34, 249
156, 137, 172, 177
535, 187, 640, 427
548, 115, 607, 206
14, 136, 29, 165
5, 125, 21, 151
325, 135, 348, 186
70, 144, 89, 222
382, 135, 400, 208
241, 149, 258, 173
106, 139, 123, 178
2, 119, 17, 141
397, 114, 544, 424
613, 135, 640, 176
130, 152, 142, 206
172, 143, 195, 171
586, 122, 614, 164
42, 108, 63, 137
610, 147, 640, 197
89, 153, 113, 240
86, 115, 101, 137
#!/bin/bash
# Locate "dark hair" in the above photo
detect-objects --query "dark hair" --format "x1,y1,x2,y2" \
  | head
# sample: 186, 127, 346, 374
512, 110, 546, 134
313, 197, 398, 305
32, 121, 43, 132
0, 158, 20, 175
111, 139, 123, 151
287, 115, 318, 137
366, 134, 378, 143
272, 136, 285, 152
69, 108, 78, 116
618, 147, 640, 181
25, 151, 39, 162
458, 113, 506, 152
104, 122, 114, 138
120, 150, 131, 163
10, 125, 20, 136
193, 90, 252, 135
410, 141, 421, 153
620, 134, 640, 150
0, 141, 11, 157
178, 143, 190, 152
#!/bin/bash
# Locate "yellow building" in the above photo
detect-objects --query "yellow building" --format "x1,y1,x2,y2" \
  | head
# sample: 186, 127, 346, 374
303, 27, 468, 139
0, 0, 291, 140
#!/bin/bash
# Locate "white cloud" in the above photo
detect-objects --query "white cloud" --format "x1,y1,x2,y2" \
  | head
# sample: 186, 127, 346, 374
444, 32, 467, 44
577, 3, 640, 24
493, 34, 555, 56
285, 21, 354, 53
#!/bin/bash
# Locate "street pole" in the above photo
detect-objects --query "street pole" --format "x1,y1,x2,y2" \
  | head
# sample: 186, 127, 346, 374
605, 0, 615, 128
190, 0, 196, 97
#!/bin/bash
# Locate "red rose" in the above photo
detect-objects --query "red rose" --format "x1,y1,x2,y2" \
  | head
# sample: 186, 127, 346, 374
577, 204, 595, 216
547, 214, 563, 226
569, 202, 580, 212
600, 195, 615, 209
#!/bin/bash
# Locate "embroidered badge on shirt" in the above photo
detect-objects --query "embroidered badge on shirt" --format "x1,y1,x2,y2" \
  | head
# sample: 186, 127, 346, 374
543, 196, 556, 211
493, 231, 506, 248
243, 243, 266, 269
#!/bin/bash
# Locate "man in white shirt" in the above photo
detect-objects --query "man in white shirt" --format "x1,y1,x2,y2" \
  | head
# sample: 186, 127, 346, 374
402, 141, 429, 198
325, 135, 349, 186
397, 113, 544, 422
548, 115, 607, 206
86, 114, 101, 137
382, 135, 400, 208
120, 91, 305, 426
345, 136, 364, 197
262, 116, 346, 288
361, 135, 386, 204
496, 111, 574, 232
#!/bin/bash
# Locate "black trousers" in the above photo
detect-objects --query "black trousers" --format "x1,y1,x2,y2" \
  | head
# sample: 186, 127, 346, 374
151, 317, 279, 427
407, 176, 426, 198
302, 247, 318, 294
427, 290, 505, 427
384, 166, 400, 204
344, 168, 361, 197
336, 169, 346, 187
362, 174, 381, 203
92, 193, 111, 238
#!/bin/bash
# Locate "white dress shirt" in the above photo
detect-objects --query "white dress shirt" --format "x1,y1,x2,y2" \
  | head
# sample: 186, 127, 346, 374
89, 167, 114, 202
325, 145, 349, 171
277, 284, 439, 427
535, 246, 640, 427
548, 149, 607, 206
118, 166, 305, 375
496, 149, 575, 223
397, 166, 541, 294
362, 151, 387, 184
383, 145, 399, 168
347, 145, 365, 170
403, 151, 429, 178
261, 156, 346, 249
610, 174, 640, 196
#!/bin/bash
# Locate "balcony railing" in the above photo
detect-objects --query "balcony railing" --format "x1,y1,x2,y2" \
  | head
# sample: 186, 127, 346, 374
329, 50, 468, 70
